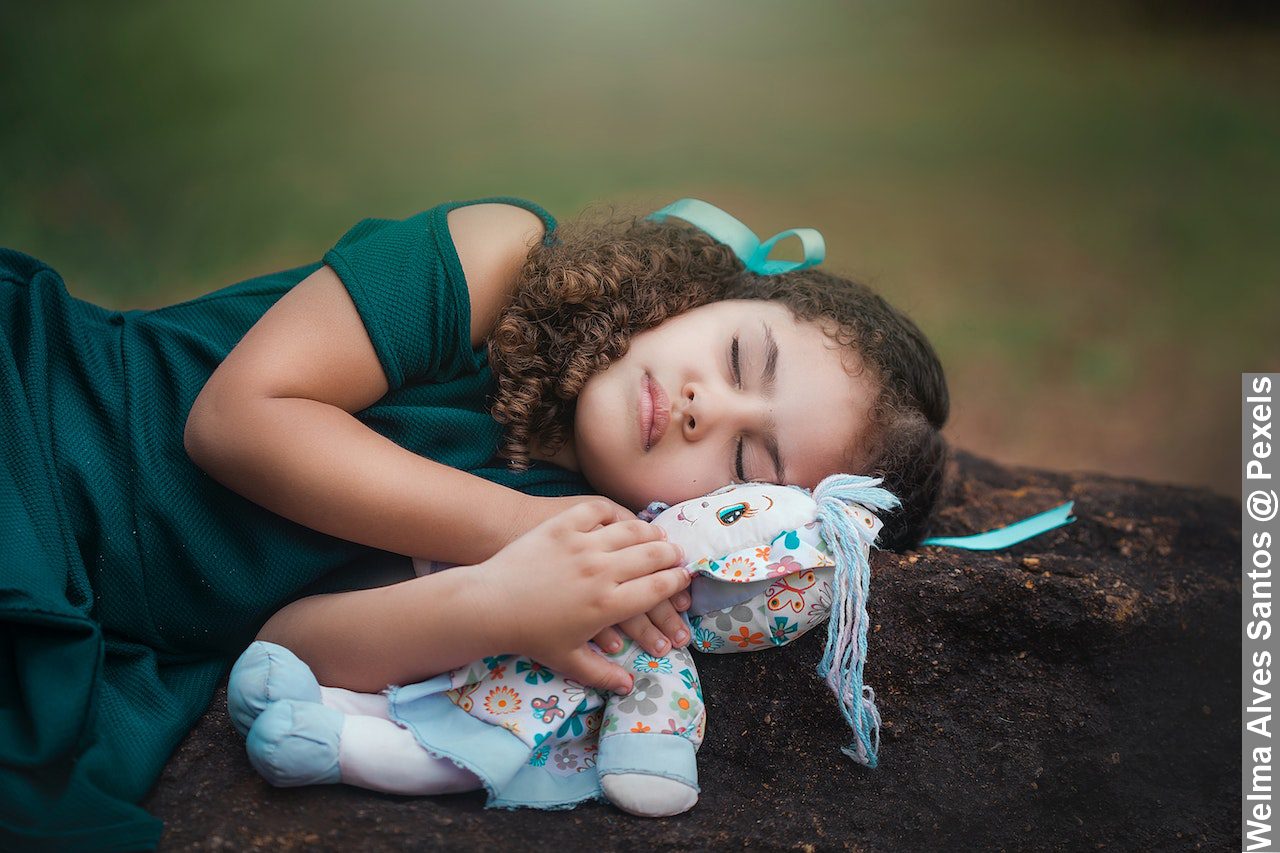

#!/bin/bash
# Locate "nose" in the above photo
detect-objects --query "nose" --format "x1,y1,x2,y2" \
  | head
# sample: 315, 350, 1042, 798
675, 379, 764, 442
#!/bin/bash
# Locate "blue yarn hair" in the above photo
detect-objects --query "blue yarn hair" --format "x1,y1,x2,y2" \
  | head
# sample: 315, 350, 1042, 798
812, 473, 902, 768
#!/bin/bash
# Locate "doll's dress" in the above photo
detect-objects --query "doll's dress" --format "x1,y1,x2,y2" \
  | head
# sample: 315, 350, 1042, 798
384, 637, 707, 809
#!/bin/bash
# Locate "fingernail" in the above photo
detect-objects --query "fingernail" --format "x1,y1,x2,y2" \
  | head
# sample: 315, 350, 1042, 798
656, 640, 669, 653
675, 630, 687, 644
657, 527, 668, 539
615, 676, 634, 696
606, 641, 620, 652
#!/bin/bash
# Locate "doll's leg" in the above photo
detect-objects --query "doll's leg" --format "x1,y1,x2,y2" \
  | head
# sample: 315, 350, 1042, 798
228, 641, 322, 737
230, 641, 497, 734
247, 699, 482, 795
597, 644, 707, 817
319, 685, 392, 717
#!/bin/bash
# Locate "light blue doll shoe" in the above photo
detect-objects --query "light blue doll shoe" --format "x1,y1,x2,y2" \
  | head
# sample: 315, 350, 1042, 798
227, 640, 322, 737
246, 699, 344, 787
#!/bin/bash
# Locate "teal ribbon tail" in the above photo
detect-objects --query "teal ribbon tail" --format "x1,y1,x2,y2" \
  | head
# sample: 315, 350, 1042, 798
920, 501, 1077, 550
646, 198, 825, 274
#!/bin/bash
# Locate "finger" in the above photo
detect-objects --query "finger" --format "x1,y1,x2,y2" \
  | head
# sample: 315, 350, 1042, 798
647, 599, 689, 648
611, 566, 692, 623
559, 498, 629, 533
607, 539, 687, 583
617, 614, 672, 658
589, 518, 667, 553
591, 625, 624, 654
671, 590, 691, 612
559, 645, 634, 696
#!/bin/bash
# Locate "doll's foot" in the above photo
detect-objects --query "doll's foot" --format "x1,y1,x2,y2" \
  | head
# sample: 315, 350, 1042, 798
601, 773, 699, 817
246, 699, 343, 787
228, 641, 322, 738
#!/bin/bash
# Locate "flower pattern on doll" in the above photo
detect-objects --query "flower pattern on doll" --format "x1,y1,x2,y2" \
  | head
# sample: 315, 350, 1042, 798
765, 554, 802, 579
614, 675, 663, 716
769, 616, 798, 646
552, 746, 578, 772
561, 678, 589, 706
630, 722, 651, 733
755, 545, 772, 561
710, 604, 755, 633
601, 714, 619, 734
516, 660, 553, 685
555, 701, 591, 738
660, 718, 691, 737
719, 555, 757, 582
729, 626, 765, 649
807, 579, 834, 619
679, 667, 703, 701
484, 685, 522, 715
632, 652, 672, 674
528, 732, 552, 766
692, 626, 723, 652
669, 691, 696, 719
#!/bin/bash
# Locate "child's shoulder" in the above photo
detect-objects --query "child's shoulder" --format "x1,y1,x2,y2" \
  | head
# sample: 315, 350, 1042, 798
446, 202, 550, 349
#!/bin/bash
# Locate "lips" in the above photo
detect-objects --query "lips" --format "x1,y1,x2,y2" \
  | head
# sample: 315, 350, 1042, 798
642, 373, 670, 451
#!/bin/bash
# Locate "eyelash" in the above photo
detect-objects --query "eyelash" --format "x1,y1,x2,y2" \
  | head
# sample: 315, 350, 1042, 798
731, 335, 746, 482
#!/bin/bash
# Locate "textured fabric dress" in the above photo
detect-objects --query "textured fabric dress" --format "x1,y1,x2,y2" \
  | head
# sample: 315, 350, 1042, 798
0, 197, 592, 851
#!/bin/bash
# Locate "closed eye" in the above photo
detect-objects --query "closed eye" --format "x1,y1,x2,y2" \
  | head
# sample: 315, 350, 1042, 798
731, 335, 746, 481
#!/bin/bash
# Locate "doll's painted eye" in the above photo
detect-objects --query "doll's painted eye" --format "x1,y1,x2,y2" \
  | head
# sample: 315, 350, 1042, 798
717, 502, 749, 525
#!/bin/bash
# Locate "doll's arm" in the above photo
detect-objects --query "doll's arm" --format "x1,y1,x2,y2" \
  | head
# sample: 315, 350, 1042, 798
597, 642, 706, 817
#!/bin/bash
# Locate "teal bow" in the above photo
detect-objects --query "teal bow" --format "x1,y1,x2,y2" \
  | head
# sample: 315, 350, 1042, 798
646, 198, 826, 274
920, 501, 1077, 550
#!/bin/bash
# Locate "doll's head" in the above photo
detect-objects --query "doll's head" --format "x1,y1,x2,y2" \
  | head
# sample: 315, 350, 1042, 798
487, 207, 949, 551
645, 477, 900, 767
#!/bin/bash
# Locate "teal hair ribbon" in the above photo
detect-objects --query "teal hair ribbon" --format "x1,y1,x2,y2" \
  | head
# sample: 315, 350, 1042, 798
646, 198, 826, 274
920, 501, 1077, 550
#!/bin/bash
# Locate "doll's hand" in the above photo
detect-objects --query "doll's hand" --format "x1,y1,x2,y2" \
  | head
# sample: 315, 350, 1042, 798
591, 590, 691, 657
475, 500, 690, 695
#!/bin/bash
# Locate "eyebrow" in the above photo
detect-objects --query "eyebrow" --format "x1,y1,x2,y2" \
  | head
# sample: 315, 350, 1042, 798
758, 320, 787, 483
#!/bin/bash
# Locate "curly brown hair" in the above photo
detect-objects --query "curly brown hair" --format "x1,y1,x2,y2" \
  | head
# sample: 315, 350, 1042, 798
486, 207, 950, 551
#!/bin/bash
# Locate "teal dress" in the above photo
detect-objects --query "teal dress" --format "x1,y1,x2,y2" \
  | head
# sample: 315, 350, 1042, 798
0, 197, 592, 851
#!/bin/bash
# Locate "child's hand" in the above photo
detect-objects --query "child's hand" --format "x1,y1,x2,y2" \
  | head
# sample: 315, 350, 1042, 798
474, 499, 690, 695
590, 591, 691, 658
527, 497, 694, 657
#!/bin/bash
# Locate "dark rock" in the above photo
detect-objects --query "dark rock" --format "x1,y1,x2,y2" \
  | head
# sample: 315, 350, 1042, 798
145, 449, 1240, 851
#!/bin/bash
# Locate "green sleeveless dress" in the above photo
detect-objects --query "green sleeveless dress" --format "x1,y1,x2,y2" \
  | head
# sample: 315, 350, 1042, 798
0, 197, 592, 851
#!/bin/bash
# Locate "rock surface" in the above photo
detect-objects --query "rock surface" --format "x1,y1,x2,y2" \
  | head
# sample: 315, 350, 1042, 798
145, 449, 1241, 851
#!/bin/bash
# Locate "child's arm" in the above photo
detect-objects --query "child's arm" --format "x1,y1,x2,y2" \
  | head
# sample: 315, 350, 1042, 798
257, 500, 690, 694
184, 204, 553, 566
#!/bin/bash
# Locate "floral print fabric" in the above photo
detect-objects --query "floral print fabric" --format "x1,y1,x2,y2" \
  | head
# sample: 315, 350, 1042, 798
387, 636, 705, 808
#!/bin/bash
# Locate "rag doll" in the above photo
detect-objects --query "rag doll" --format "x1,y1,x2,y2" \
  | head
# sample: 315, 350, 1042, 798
228, 475, 1075, 817
228, 474, 908, 816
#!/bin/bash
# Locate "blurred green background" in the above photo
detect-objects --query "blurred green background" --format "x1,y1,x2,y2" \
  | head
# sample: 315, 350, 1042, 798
3, 2, 1276, 498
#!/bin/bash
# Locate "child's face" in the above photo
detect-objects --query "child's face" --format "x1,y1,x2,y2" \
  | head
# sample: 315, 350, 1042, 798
572, 299, 878, 511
